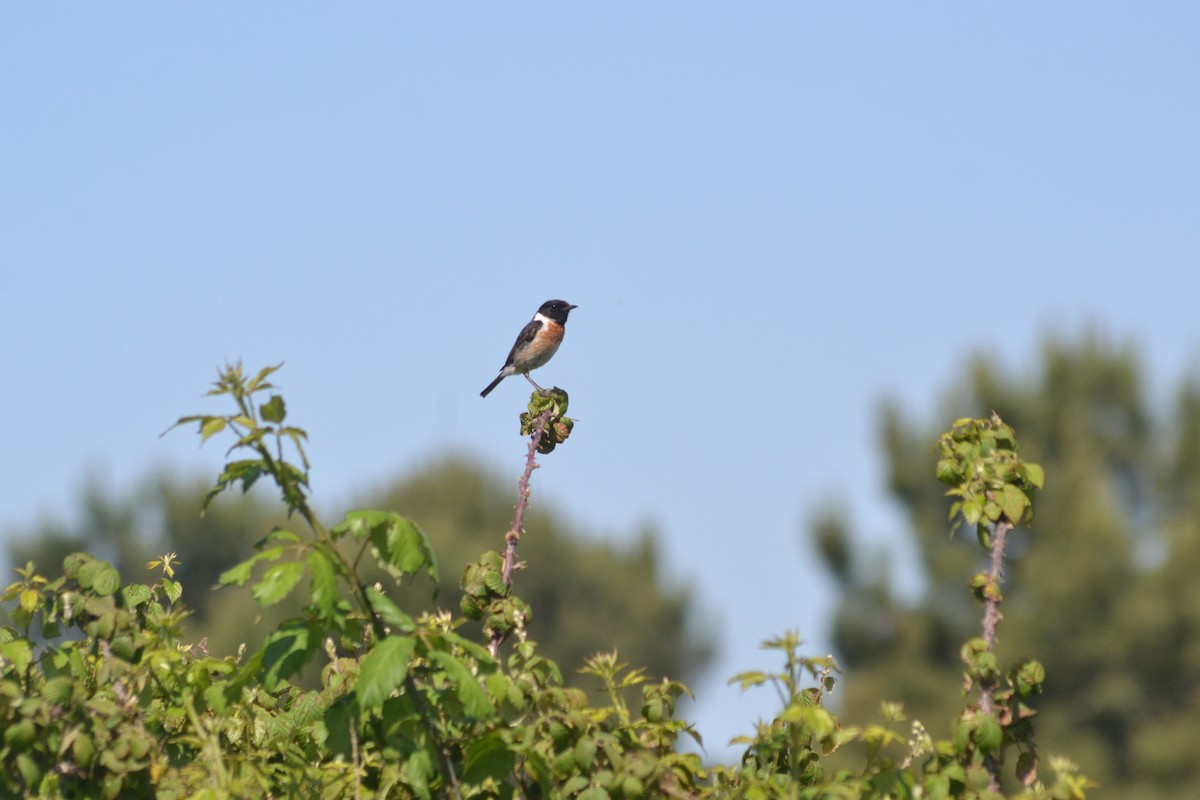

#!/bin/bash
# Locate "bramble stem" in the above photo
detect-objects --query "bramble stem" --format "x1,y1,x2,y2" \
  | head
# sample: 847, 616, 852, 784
979, 514, 1013, 792
502, 408, 553, 588
979, 516, 1012, 713
490, 408, 553, 657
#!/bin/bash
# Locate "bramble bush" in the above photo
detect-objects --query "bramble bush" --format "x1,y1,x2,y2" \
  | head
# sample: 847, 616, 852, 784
0, 364, 1092, 798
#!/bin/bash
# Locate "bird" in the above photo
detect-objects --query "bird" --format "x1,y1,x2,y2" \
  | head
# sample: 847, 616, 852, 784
481, 299, 578, 398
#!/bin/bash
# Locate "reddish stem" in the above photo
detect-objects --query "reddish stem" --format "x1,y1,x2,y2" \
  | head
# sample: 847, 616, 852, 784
490, 408, 552, 656
978, 514, 1013, 792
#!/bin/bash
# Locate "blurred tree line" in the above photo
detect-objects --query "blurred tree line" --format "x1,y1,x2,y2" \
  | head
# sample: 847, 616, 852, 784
4, 456, 714, 688
816, 333, 1200, 800
8, 333, 1197, 797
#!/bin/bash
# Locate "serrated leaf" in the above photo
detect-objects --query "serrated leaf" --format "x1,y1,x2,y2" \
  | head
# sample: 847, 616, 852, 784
366, 588, 416, 632
463, 731, 516, 784
163, 579, 183, 603
974, 714, 1002, 753
429, 650, 494, 717
356, 636, 416, 710
41, 676, 73, 705
218, 559, 255, 587
308, 550, 337, 618
961, 496, 984, 526
331, 509, 386, 540
999, 484, 1029, 523
123, 584, 153, 608
19, 589, 40, 613
253, 561, 306, 606
0, 639, 33, 673
200, 417, 227, 443
218, 547, 285, 587
259, 620, 315, 691
205, 460, 267, 508
431, 631, 494, 663
261, 528, 301, 545
334, 510, 438, 586
373, 515, 439, 583
401, 748, 435, 800
935, 458, 961, 485
78, 561, 121, 597
261, 394, 286, 423
247, 363, 283, 392
482, 569, 507, 596
1021, 461, 1045, 489
728, 671, 768, 691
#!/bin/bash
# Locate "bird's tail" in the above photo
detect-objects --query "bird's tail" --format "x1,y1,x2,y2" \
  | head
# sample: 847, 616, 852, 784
480, 373, 505, 397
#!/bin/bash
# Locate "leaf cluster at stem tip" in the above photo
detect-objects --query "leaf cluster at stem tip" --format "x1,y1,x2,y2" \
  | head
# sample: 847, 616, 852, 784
936, 412, 1045, 546
520, 388, 574, 453
165, 362, 314, 516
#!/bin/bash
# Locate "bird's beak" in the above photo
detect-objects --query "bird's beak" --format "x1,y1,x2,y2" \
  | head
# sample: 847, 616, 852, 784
568, 304, 579, 310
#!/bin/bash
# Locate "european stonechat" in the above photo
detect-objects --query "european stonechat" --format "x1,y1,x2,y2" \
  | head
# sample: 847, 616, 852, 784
480, 299, 578, 398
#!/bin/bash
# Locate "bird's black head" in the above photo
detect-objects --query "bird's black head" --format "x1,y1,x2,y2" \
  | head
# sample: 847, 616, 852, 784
538, 299, 578, 325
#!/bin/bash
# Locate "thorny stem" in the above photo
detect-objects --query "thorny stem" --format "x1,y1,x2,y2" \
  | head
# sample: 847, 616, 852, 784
490, 408, 553, 657
978, 514, 1014, 792
979, 515, 1013, 711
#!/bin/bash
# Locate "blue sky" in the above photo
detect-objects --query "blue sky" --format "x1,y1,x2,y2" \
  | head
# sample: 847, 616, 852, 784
3, 4, 1198, 758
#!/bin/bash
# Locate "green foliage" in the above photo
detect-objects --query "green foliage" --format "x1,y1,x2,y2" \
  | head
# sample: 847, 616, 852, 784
520, 388, 574, 453
365, 458, 714, 686
938, 413, 1044, 543
2, 362, 1094, 797
820, 335, 1195, 799
5, 464, 710, 690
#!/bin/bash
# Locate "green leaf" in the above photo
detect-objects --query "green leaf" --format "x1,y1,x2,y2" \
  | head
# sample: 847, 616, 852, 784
434, 631, 495, 663
401, 748, 435, 800
259, 620, 315, 691
961, 495, 984, 526
253, 562, 306, 606
371, 515, 439, 584
308, 550, 337, 618
974, 714, 1002, 753
261, 394, 286, 423
935, 458, 961, 485
219, 547, 285, 586
1021, 461, 1045, 489
77, 560, 121, 597
247, 363, 283, 392
999, 483, 1029, 523
728, 671, 768, 691
205, 460, 267, 508
261, 528, 301, 544
163, 579, 183, 604
356, 636, 416, 710
321, 697, 355, 757
123, 584, 153, 608
1015, 660, 1046, 695
200, 417, 227, 443
332, 508, 387, 541
334, 510, 438, 585
464, 731, 517, 784
429, 650, 494, 717
366, 588, 416, 632
0, 639, 33, 673
19, 589, 40, 613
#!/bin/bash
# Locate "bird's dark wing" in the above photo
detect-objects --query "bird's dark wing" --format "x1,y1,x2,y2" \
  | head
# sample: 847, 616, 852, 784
503, 319, 543, 367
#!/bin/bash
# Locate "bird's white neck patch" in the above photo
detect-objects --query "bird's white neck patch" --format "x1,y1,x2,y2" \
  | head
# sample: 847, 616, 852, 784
533, 312, 553, 326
